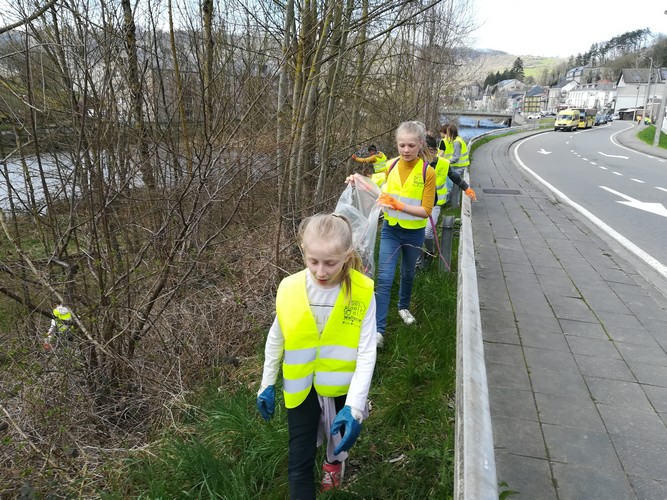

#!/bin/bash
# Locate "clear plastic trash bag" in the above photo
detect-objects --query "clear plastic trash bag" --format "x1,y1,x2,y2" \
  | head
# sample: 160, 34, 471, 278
334, 173, 382, 277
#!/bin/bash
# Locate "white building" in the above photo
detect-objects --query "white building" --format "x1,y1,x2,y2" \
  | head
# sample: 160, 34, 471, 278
567, 81, 617, 111
615, 68, 665, 114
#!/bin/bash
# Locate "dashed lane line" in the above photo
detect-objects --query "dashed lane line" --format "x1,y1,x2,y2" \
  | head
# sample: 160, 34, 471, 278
613, 172, 623, 176
631, 178, 645, 183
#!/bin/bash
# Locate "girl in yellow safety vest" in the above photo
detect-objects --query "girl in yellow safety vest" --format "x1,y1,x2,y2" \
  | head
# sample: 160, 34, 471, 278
257, 213, 377, 498
347, 120, 436, 347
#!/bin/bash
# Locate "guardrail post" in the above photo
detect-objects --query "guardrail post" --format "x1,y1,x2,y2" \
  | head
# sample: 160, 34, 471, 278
449, 183, 460, 209
439, 215, 455, 272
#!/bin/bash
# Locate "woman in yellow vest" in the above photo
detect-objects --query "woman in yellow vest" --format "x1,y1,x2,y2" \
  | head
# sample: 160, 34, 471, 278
356, 120, 437, 346
439, 123, 470, 204
257, 213, 377, 498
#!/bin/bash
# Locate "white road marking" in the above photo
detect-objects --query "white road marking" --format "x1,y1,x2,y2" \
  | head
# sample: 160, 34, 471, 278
613, 172, 623, 176
590, 162, 597, 165
515, 135, 667, 280
582, 157, 589, 161
600, 166, 608, 170
631, 178, 645, 183
656, 187, 667, 193
538, 148, 552, 155
599, 186, 667, 217
599, 151, 629, 159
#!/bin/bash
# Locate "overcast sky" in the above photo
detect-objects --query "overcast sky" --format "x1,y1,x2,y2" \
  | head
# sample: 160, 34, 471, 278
471, 0, 667, 58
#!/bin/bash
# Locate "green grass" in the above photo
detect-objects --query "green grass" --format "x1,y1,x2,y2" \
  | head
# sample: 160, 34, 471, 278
101, 265, 459, 499
636, 125, 667, 148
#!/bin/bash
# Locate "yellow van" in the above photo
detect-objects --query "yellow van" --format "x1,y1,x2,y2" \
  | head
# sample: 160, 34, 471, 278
554, 109, 580, 131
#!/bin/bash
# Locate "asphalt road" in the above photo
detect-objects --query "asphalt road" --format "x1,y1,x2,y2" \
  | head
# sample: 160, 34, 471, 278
513, 120, 667, 274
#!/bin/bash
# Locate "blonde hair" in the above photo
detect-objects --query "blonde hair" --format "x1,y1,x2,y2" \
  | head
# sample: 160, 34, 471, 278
395, 120, 430, 162
298, 213, 363, 301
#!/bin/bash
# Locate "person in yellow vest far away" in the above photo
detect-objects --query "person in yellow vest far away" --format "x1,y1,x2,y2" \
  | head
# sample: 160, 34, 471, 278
417, 134, 476, 268
351, 144, 387, 174
438, 123, 470, 204
358, 164, 387, 188
347, 120, 436, 347
43, 304, 75, 351
256, 213, 377, 499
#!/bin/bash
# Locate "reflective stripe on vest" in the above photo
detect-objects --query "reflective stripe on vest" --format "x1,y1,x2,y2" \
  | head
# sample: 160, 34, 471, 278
434, 157, 450, 206
276, 269, 374, 409
373, 152, 387, 173
450, 136, 470, 168
383, 158, 429, 229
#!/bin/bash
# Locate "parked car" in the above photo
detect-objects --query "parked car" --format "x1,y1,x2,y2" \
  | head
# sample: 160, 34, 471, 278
595, 114, 607, 125
611, 113, 620, 120
527, 113, 541, 119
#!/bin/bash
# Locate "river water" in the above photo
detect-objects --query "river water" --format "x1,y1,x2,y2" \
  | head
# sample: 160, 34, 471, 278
0, 118, 507, 211
457, 116, 508, 142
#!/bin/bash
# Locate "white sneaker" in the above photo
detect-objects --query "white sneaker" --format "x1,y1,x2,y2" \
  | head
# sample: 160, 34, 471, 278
376, 332, 385, 348
398, 309, 416, 325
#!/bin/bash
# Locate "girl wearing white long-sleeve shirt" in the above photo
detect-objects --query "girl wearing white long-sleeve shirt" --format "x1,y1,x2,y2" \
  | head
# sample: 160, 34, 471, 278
257, 213, 377, 499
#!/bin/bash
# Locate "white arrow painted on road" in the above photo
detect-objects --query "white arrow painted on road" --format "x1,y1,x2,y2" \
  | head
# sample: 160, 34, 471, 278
538, 148, 551, 155
599, 151, 629, 159
600, 186, 667, 217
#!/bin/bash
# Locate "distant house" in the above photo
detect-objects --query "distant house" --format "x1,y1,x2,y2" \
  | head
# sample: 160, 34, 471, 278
460, 81, 484, 108
615, 68, 665, 115
547, 78, 577, 113
523, 85, 546, 113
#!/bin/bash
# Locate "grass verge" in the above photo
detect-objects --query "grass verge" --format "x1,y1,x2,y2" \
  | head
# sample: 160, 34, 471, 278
101, 264, 459, 499
637, 125, 667, 148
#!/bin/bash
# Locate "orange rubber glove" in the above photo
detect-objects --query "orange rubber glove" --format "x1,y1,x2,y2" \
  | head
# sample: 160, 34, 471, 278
377, 193, 405, 212
351, 154, 357, 160
464, 187, 477, 202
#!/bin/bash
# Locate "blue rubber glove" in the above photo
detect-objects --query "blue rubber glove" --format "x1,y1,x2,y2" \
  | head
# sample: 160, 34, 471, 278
256, 385, 275, 421
331, 405, 363, 455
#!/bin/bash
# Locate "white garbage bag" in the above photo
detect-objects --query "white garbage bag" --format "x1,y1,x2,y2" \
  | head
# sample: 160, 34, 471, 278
335, 174, 382, 277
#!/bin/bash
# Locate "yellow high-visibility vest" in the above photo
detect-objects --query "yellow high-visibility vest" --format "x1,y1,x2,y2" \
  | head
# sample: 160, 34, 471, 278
383, 158, 429, 229
370, 172, 386, 187
276, 269, 374, 409
433, 157, 450, 206
373, 152, 387, 173
53, 306, 73, 335
438, 138, 453, 159
450, 136, 470, 168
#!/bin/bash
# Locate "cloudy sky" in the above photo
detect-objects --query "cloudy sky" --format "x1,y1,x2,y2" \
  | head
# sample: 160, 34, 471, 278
471, 0, 667, 58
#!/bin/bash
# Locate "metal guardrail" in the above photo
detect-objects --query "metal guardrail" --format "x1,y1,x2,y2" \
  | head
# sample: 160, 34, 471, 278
452, 131, 512, 499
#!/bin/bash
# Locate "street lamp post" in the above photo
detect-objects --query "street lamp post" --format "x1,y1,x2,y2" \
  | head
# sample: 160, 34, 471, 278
642, 57, 653, 126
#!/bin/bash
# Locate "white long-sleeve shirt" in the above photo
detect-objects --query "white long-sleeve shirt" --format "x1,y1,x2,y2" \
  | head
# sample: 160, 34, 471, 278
261, 270, 377, 412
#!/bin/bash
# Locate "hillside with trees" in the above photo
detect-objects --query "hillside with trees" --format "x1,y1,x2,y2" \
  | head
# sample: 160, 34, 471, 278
472, 28, 667, 88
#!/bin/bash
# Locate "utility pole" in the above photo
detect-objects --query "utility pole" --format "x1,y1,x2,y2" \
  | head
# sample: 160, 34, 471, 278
653, 68, 666, 147
642, 58, 653, 127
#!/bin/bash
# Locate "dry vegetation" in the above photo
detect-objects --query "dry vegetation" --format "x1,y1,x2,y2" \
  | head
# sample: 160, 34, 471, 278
0, 0, 476, 495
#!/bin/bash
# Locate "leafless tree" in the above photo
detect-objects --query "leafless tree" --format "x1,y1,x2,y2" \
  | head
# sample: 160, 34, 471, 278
0, 0, 474, 493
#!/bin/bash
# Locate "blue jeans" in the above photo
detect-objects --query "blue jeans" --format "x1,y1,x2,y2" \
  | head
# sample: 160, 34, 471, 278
375, 221, 425, 334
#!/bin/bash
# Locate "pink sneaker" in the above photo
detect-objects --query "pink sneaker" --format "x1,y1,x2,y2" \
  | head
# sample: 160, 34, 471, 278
322, 460, 345, 491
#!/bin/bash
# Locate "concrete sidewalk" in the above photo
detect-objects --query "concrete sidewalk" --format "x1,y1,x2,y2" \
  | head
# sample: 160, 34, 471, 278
471, 130, 667, 499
